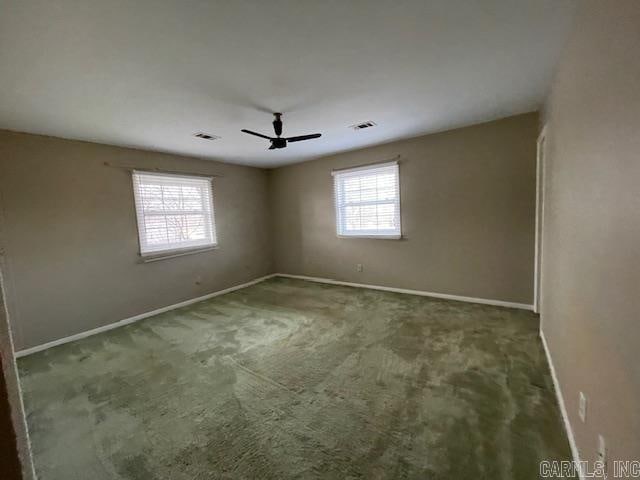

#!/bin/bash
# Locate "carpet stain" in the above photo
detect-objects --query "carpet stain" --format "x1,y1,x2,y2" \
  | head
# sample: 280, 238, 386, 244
18, 277, 574, 479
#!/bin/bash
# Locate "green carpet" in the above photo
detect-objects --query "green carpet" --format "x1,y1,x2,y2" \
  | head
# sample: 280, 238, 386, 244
19, 277, 573, 479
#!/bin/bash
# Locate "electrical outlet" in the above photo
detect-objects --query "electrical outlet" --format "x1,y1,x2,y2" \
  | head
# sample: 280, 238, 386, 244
597, 434, 607, 473
579, 392, 587, 422
356, 263, 363, 272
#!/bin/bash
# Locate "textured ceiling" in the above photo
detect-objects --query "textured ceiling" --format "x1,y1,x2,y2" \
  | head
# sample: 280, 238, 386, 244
0, 0, 576, 167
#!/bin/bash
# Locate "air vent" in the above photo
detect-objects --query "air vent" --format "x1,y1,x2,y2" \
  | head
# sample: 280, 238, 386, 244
349, 121, 377, 130
194, 132, 220, 140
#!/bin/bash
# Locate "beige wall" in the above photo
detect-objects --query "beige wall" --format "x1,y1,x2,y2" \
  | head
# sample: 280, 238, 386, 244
0, 208, 35, 479
1, 269, 33, 479
269, 113, 538, 305
541, 0, 640, 466
0, 131, 272, 350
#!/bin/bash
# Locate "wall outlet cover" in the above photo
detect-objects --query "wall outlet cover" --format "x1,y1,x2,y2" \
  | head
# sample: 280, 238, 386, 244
597, 434, 607, 472
579, 391, 587, 422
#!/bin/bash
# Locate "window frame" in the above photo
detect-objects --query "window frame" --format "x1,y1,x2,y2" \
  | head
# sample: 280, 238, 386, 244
332, 161, 402, 240
131, 170, 218, 259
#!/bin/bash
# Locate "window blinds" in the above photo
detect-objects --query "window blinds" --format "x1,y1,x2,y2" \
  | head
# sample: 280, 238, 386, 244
132, 171, 217, 256
333, 161, 401, 238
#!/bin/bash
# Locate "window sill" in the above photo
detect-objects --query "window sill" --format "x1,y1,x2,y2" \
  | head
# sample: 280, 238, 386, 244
337, 235, 402, 240
139, 245, 218, 263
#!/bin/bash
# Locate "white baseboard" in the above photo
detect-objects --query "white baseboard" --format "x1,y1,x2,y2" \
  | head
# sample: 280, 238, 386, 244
540, 327, 583, 479
15, 272, 532, 358
14, 274, 277, 358
275, 273, 533, 310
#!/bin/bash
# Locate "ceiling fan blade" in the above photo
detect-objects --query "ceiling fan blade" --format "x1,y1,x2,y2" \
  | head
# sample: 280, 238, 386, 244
268, 144, 277, 150
286, 133, 322, 143
241, 129, 273, 140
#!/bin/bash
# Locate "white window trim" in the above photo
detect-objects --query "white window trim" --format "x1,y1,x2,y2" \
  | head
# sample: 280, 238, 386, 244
332, 160, 402, 239
138, 245, 218, 263
132, 170, 218, 259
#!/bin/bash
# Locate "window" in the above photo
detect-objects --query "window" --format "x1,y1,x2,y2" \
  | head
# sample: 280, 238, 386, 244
132, 171, 217, 256
333, 161, 401, 238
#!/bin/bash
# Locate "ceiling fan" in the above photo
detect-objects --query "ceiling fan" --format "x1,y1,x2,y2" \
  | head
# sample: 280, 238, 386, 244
241, 113, 321, 150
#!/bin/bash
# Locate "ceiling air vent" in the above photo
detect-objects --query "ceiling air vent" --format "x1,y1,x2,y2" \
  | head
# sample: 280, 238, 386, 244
349, 121, 377, 130
194, 132, 220, 140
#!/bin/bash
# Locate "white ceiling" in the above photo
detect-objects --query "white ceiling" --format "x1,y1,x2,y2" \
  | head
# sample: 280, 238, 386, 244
0, 0, 576, 167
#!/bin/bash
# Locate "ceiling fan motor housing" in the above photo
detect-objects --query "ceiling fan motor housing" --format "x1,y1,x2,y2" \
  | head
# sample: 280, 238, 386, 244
271, 137, 287, 149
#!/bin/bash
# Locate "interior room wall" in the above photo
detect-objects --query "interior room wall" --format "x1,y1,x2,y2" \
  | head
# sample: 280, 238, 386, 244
0, 357, 24, 480
0, 254, 34, 479
540, 0, 640, 467
0, 131, 272, 351
269, 113, 538, 305
0, 195, 37, 480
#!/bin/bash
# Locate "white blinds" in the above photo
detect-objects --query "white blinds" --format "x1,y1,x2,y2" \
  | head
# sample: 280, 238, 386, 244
333, 161, 401, 238
132, 171, 217, 256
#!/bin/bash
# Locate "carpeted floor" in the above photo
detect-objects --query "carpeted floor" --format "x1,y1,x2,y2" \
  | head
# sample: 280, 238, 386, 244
19, 277, 573, 479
